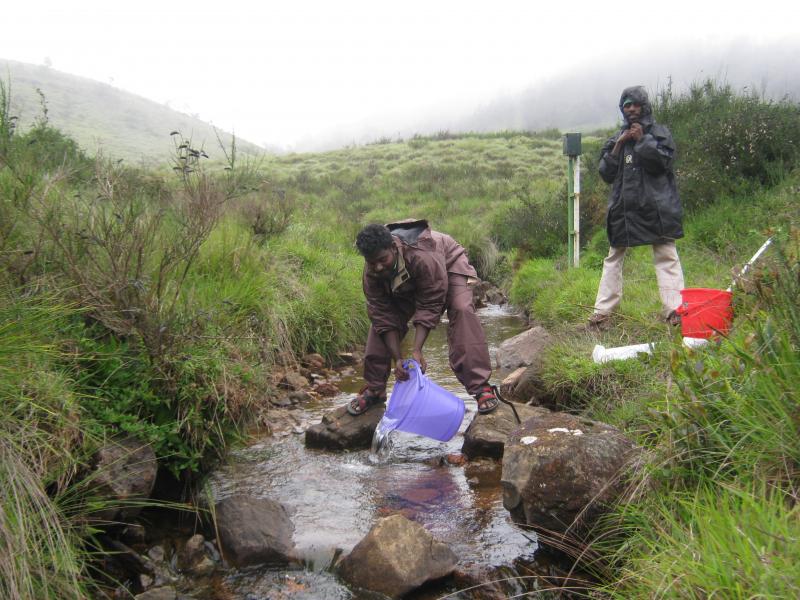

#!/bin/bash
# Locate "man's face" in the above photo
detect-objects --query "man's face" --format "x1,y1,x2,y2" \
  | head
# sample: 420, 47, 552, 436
365, 246, 396, 279
623, 102, 643, 123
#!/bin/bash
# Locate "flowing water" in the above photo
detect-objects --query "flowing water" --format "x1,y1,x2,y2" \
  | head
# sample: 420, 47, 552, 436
205, 305, 552, 599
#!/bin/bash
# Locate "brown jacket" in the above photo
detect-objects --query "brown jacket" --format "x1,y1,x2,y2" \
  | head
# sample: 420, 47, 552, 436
363, 220, 477, 334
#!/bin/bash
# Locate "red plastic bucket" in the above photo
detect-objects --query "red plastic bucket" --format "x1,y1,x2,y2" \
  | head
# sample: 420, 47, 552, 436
676, 288, 733, 338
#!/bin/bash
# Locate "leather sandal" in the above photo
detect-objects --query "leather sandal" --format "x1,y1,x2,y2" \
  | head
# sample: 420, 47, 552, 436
474, 385, 499, 414
346, 386, 386, 416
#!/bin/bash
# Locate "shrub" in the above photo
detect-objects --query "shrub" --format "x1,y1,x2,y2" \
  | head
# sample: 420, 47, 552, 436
654, 79, 800, 210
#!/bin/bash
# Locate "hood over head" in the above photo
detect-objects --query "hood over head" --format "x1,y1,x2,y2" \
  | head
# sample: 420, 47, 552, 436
619, 85, 652, 121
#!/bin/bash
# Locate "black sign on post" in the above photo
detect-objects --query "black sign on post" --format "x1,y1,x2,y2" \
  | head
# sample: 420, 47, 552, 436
562, 132, 582, 156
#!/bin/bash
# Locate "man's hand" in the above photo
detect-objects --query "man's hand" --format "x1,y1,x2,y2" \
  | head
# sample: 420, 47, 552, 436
394, 358, 409, 381
629, 122, 644, 142
412, 349, 427, 373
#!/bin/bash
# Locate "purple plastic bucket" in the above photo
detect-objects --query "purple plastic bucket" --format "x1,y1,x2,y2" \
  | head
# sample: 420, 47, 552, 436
382, 360, 465, 442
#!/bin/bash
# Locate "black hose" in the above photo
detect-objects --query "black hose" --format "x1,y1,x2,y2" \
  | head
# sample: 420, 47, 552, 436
491, 384, 521, 424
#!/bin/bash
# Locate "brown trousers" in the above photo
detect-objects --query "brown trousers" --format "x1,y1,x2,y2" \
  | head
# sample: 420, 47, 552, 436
363, 274, 492, 395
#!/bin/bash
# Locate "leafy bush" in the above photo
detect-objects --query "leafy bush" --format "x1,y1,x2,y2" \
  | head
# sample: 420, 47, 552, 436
654, 80, 800, 209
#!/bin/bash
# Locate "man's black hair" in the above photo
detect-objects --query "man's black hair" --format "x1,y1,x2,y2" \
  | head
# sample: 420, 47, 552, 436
356, 224, 394, 258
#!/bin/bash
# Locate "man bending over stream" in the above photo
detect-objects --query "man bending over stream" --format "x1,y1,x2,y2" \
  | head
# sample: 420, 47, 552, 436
346, 220, 499, 416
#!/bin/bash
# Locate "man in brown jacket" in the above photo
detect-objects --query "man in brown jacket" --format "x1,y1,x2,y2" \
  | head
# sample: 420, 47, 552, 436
347, 220, 499, 416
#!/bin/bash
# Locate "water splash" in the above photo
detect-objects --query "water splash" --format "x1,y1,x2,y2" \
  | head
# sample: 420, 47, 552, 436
369, 417, 398, 463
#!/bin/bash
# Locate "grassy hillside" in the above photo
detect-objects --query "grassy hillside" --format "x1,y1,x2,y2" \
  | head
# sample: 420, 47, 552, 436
1, 59, 264, 164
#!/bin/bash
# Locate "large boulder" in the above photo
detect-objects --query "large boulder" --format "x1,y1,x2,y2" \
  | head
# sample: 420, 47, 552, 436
305, 403, 385, 451
338, 514, 457, 598
461, 402, 551, 459
501, 412, 641, 534
495, 326, 552, 371
214, 495, 294, 567
91, 435, 158, 523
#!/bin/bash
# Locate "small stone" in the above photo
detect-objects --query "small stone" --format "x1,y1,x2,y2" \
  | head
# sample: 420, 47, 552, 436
445, 453, 467, 466
138, 574, 154, 590
190, 556, 216, 576
146, 545, 165, 563
178, 534, 205, 570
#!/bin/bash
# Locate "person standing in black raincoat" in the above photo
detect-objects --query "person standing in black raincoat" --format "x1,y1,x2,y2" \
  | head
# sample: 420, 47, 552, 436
587, 85, 685, 330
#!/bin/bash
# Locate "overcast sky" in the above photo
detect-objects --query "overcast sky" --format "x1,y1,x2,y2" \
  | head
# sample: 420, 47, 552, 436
3, 0, 798, 150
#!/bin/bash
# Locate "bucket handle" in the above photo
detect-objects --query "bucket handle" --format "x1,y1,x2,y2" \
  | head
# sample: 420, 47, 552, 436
403, 359, 427, 392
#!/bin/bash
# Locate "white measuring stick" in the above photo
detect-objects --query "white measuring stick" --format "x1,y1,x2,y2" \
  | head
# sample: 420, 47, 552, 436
727, 237, 773, 292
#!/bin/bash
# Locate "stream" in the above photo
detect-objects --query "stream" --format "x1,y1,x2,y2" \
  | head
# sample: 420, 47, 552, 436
205, 305, 552, 599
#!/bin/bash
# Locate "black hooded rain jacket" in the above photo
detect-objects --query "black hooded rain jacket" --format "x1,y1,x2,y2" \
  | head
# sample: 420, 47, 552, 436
598, 86, 684, 247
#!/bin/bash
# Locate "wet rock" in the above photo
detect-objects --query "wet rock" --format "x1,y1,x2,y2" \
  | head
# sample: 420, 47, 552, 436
280, 371, 310, 391
313, 381, 340, 397
105, 539, 153, 576
90, 435, 158, 523
190, 556, 215, 576
177, 534, 205, 571
501, 412, 641, 535
134, 587, 177, 600
214, 494, 295, 567
304, 403, 386, 451
338, 514, 457, 598
446, 453, 467, 466
146, 545, 165, 563
495, 326, 552, 371
472, 281, 507, 307
288, 390, 312, 404
452, 568, 509, 600
138, 573, 154, 591
464, 458, 502, 487
462, 402, 551, 459
302, 353, 326, 370
269, 394, 293, 408
121, 523, 147, 546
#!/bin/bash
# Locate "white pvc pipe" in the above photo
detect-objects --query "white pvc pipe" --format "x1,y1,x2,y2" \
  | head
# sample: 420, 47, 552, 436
592, 337, 709, 364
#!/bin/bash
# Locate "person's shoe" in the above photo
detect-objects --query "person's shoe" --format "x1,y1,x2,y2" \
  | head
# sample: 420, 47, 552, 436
666, 310, 682, 327
586, 312, 612, 332
474, 385, 500, 414
346, 386, 386, 416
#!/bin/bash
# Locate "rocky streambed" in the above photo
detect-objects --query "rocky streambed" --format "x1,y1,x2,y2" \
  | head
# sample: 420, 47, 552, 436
105, 302, 642, 599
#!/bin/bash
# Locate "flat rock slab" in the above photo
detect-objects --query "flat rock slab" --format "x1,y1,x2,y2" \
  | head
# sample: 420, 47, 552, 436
215, 495, 295, 567
305, 403, 385, 451
462, 402, 551, 459
495, 325, 552, 371
502, 411, 641, 534
338, 514, 457, 598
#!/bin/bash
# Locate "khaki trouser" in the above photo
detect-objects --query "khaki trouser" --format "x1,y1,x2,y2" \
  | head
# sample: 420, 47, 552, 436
363, 274, 492, 395
593, 241, 685, 318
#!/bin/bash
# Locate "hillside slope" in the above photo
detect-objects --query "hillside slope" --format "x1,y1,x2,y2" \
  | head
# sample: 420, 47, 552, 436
1, 59, 264, 164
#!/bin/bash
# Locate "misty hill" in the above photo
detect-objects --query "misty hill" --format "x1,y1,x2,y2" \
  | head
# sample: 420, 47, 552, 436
303, 39, 800, 151
1, 59, 264, 164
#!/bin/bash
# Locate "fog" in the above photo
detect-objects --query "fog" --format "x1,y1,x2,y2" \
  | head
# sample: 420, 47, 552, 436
304, 38, 800, 151
2, 1, 799, 153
